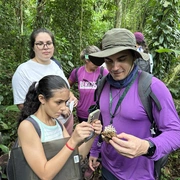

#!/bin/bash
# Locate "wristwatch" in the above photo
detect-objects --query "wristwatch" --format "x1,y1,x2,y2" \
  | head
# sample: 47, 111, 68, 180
143, 140, 156, 157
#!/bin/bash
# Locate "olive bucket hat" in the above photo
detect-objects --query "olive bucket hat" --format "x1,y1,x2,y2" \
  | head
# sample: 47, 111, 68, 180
89, 28, 150, 66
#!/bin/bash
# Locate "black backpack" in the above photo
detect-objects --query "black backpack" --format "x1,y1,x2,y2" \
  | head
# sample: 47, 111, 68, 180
92, 71, 168, 180
135, 53, 153, 74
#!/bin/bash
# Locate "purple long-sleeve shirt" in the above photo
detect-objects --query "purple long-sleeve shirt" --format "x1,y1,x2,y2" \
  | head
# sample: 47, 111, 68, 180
69, 66, 108, 119
90, 72, 180, 180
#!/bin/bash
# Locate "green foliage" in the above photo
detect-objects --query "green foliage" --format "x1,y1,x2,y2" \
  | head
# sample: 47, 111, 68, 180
155, 48, 180, 115
163, 149, 180, 179
121, 0, 150, 31
0, 0, 180, 178
43, 0, 115, 75
145, 0, 180, 79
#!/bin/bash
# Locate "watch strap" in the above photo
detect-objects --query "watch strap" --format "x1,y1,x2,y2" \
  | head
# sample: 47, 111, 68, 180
143, 140, 156, 157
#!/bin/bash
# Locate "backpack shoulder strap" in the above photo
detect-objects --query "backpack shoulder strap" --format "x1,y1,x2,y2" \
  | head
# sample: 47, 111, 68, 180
139, 71, 168, 179
12, 117, 63, 148
94, 75, 107, 104
138, 71, 162, 123
51, 57, 62, 70
26, 116, 63, 134
26, 116, 41, 137
75, 67, 80, 82
100, 66, 104, 77
95, 66, 105, 86
56, 119, 63, 131
13, 116, 41, 148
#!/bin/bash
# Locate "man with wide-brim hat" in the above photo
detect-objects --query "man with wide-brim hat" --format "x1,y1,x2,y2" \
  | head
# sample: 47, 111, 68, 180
89, 28, 149, 66
88, 28, 180, 180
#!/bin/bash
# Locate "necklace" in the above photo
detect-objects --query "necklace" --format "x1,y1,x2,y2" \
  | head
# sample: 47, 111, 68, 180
111, 88, 122, 100
109, 72, 138, 124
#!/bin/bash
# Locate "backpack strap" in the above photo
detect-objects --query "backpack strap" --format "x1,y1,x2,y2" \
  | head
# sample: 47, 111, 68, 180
138, 71, 169, 180
138, 71, 162, 124
96, 71, 162, 124
14, 117, 63, 148
51, 57, 62, 70
94, 75, 107, 104
55, 119, 63, 131
91, 76, 107, 145
26, 116, 41, 136
99, 66, 104, 79
12, 117, 64, 154
75, 67, 80, 83
26, 116, 63, 135
13, 117, 41, 148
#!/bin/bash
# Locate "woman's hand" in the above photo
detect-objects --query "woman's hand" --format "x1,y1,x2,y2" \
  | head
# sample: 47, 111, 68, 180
61, 106, 71, 119
91, 120, 102, 136
69, 92, 78, 107
68, 122, 95, 148
109, 132, 149, 158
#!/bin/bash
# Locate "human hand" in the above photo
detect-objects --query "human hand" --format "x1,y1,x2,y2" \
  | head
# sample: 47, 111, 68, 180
61, 106, 71, 119
91, 120, 102, 136
69, 93, 78, 107
69, 122, 94, 147
109, 132, 149, 158
89, 156, 100, 171
83, 119, 102, 142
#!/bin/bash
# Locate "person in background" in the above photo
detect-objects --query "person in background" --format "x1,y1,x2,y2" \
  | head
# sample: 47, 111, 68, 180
16, 75, 102, 179
68, 46, 108, 180
134, 32, 148, 53
12, 28, 77, 135
134, 31, 153, 73
68, 45, 108, 123
88, 28, 180, 180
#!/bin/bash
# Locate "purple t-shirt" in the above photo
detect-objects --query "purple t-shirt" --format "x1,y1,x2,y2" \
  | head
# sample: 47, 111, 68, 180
69, 66, 108, 119
90, 72, 180, 179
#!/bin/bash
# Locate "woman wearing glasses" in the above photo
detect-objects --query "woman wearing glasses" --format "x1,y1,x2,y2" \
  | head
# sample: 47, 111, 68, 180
12, 28, 76, 134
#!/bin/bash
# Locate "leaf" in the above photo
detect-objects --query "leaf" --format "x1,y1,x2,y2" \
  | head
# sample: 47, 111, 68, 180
0, 144, 9, 153
155, 48, 173, 53
0, 121, 9, 130
159, 35, 164, 44
163, 1, 171, 8
6, 105, 20, 112
0, 96, 3, 104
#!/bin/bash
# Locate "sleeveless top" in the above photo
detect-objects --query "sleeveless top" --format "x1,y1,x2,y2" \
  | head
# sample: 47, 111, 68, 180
30, 115, 63, 142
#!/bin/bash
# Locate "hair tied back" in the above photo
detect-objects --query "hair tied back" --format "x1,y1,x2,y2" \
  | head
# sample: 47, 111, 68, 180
35, 81, 39, 89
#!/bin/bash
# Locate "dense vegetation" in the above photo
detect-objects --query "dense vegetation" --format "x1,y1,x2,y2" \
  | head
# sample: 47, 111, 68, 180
0, 0, 179, 179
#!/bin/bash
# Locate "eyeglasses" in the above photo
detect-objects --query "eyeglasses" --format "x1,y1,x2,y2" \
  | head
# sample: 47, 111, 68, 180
35, 41, 54, 50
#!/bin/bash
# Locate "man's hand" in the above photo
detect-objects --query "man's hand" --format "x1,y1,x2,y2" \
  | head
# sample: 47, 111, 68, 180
89, 156, 100, 171
109, 132, 149, 158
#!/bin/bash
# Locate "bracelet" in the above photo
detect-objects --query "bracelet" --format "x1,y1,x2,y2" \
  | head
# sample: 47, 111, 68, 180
66, 142, 74, 151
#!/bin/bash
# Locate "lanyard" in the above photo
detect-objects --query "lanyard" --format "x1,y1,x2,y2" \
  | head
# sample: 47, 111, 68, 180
109, 72, 138, 124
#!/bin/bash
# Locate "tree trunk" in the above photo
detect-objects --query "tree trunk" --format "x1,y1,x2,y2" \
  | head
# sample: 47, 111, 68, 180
35, 0, 46, 28
114, 0, 122, 28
